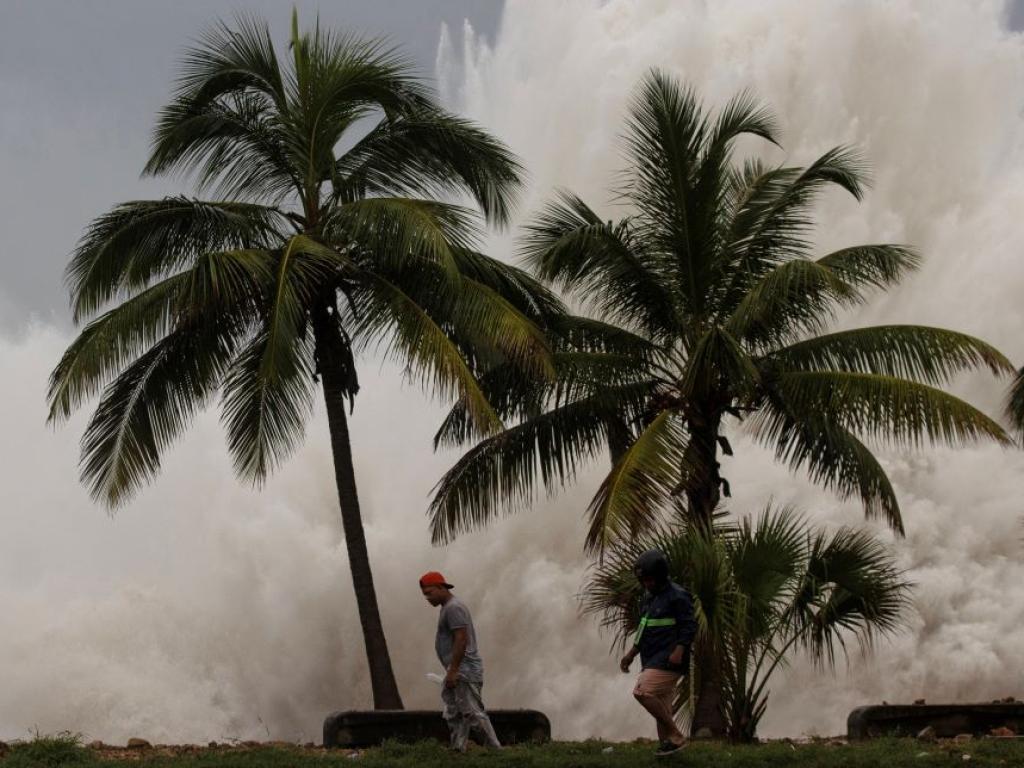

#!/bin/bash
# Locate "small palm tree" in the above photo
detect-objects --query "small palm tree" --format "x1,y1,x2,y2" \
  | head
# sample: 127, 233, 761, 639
47, 12, 558, 709
429, 70, 1013, 732
584, 506, 911, 742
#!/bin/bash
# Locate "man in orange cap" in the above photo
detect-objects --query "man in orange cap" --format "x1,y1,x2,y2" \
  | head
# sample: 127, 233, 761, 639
420, 571, 501, 751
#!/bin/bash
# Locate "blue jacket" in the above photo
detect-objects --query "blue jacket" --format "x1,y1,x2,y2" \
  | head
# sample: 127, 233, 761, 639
634, 581, 697, 672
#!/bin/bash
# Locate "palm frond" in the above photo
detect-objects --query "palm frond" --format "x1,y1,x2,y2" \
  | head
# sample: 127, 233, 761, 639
724, 257, 860, 347
429, 382, 654, 544
792, 527, 911, 667
770, 370, 1011, 447
171, 13, 287, 111
547, 314, 660, 357
48, 273, 189, 424
333, 109, 523, 226
520, 190, 679, 338
585, 410, 690, 553
353, 272, 502, 437
718, 148, 873, 313
220, 325, 317, 483
449, 248, 565, 322
80, 319, 240, 507
817, 244, 920, 292
728, 508, 804, 608
67, 198, 285, 322
771, 325, 1014, 384
433, 351, 655, 450
748, 395, 904, 532
323, 197, 480, 278
146, 92, 300, 203
218, 236, 323, 482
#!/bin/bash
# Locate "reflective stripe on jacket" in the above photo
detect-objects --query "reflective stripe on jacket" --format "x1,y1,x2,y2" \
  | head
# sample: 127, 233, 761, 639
634, 581, 697, 672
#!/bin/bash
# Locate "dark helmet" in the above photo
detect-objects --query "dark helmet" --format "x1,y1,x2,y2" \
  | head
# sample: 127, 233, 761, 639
634, 549, 670, 587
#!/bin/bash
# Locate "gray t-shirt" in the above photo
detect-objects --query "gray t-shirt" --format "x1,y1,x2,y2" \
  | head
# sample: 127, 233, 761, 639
435, 596, 484, 682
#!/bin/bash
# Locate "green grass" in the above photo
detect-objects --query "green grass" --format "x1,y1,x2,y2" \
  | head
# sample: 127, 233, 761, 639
3, 733, 93, 768
4, 734, 1024, 768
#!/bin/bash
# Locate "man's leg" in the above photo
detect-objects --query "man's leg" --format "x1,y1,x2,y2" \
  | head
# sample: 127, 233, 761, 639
442, 686, 472, 752
462, 681, 501, 748
633, 669, 685, 746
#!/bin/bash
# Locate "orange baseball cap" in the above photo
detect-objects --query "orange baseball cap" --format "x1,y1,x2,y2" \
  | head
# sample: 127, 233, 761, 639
419, 571, 454, 589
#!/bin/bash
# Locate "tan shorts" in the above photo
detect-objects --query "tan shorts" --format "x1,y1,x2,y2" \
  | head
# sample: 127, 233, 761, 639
633, 667, 682, 701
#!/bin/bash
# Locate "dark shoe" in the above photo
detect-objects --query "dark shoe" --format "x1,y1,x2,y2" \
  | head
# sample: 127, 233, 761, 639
655, 739, 685, 757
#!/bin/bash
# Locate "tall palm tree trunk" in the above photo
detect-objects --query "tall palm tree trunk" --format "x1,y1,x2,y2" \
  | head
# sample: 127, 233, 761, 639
315, 310, 404, 710
683, 412, 727, 738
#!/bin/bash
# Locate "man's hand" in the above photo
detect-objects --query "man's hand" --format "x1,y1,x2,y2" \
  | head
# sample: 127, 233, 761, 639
668, 646, 684, 667
619, 649, 637, 673
444, 668, 459, 689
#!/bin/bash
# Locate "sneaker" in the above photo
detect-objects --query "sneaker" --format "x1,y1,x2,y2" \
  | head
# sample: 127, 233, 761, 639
655, 739, 685, 757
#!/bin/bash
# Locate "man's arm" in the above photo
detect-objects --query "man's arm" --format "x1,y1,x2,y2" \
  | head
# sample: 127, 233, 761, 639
620, 599, 646, 673
445, 627, 468, 688
620, 643, 639, 673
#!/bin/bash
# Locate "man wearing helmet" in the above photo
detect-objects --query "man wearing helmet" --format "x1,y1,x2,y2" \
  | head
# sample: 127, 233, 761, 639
619, 549, 697, 757
419, 571, 502, 751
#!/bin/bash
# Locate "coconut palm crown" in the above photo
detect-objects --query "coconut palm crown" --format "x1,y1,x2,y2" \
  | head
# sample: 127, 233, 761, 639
429, 70, 1014, 553
47, 12, 561, 709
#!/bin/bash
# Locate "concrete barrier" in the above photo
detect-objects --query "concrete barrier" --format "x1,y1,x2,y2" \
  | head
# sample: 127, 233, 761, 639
848, 703, 1024, 739
323, 709, 551, 748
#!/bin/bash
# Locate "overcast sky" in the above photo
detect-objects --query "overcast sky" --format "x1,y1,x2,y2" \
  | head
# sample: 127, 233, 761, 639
0, 1, 502, 331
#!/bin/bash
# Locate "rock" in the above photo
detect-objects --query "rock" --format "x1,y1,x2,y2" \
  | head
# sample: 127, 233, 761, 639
990, 726, 1016, 738
126, 738, 151, 749
915, 751, 930, 758
693, 727, 714, 739
601, 746, 614, 754
914, 699, 926, 705
954, 734, 973, 744
962, 755, 972, 762
916, 726, 936, 742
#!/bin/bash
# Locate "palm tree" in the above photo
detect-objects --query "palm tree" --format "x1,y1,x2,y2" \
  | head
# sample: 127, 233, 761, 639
584, 506, 911, 742
429, 70, 1013, 732
46, 12, 559, 710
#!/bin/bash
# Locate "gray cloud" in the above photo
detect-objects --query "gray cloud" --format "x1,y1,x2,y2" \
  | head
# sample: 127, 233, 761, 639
0, 0, 502, 330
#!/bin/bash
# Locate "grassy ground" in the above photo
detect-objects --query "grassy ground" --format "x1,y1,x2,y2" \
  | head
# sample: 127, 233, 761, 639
3, 732, 1024, 768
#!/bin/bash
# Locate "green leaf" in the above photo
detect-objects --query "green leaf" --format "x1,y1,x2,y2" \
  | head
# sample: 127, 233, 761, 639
520, 190, 680, 339
429, 382, 654, 544
724, 257, 864, 348
770, 370, 1011, 447
220, 326, 316, 483
332, 109, 523, 227
771, 325, 1014, 384
354, 272, 502, 437
48, 273, 189, 424
749, 394, 904, 533
323, 197, 479, 279
67, 198, 285, 322
80, 319, 240, 507
585, 410, 690, 553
